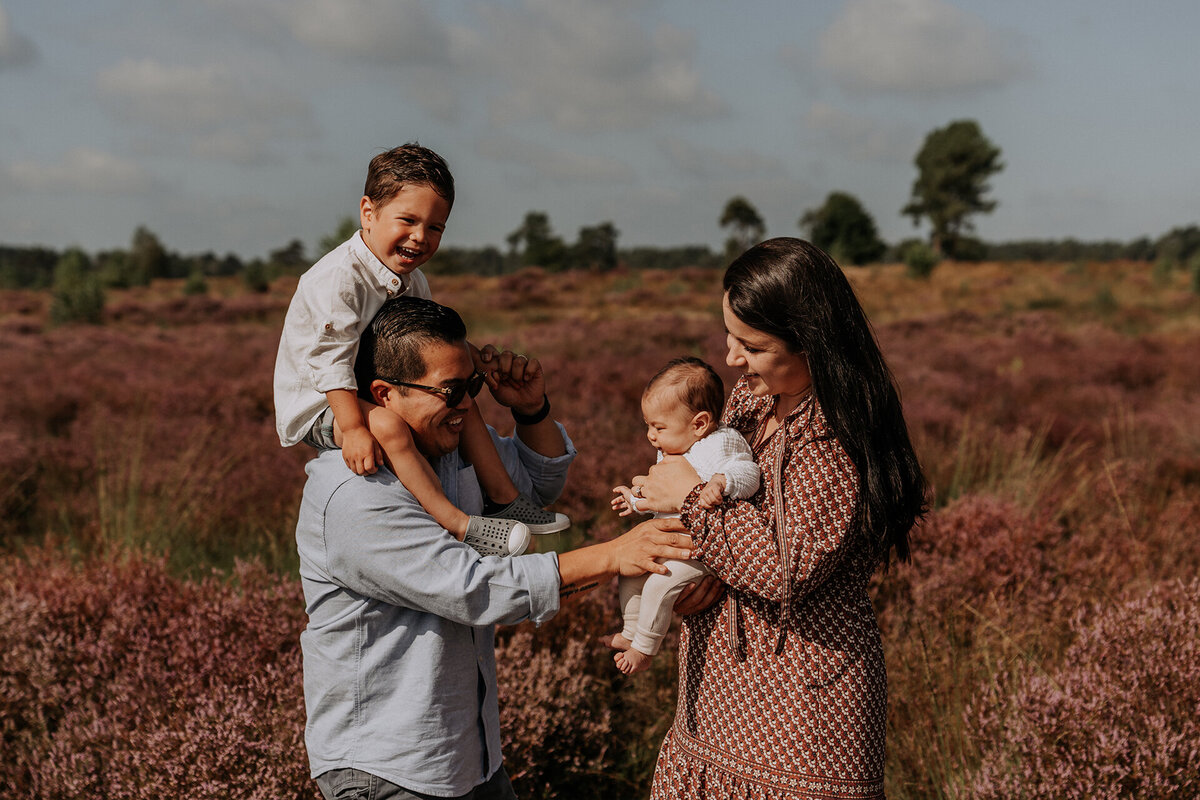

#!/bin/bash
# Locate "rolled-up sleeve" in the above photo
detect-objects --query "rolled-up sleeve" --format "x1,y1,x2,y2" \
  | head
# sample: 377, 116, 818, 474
490, 422, 577, 507
306, 269, 372, 394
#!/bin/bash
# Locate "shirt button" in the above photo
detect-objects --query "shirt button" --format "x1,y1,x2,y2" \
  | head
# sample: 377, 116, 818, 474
391, 278, 399, 285
386, 289, 394, 296
324, 322, 333, 331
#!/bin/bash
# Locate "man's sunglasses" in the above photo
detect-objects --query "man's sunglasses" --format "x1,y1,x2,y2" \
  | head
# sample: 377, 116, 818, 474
378, 371, 486, 407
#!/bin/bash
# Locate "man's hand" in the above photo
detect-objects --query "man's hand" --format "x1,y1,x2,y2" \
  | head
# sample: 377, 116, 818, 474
473, 344, 546, 412
610, 517, 693, 577
557, 517, 693, 594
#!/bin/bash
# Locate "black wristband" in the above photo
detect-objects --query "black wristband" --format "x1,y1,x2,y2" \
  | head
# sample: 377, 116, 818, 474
512, 394, 551, 425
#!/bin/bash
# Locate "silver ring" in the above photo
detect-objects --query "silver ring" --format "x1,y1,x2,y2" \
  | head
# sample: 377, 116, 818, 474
633, 485, 643, 498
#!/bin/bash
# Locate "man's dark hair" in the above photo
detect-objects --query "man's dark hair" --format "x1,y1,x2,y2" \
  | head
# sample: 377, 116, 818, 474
364, 142, 455, 209
354, 297, 467, 399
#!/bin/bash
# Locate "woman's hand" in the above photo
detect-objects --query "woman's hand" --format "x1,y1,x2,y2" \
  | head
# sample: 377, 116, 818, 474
674, 575, 724, 616
631, 455, 702, 515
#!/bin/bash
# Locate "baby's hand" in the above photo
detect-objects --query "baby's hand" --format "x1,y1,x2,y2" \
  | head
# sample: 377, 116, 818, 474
696, 475, 726, 509
342, 427, 382, 475
611, 485, 639, 517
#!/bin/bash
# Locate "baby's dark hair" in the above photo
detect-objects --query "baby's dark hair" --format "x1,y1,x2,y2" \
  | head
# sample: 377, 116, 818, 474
364, 142, 455, 209
645, 356, 725, 421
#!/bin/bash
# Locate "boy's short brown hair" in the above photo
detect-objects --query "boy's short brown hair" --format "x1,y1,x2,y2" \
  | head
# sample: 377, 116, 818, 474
364, 143, 455, 209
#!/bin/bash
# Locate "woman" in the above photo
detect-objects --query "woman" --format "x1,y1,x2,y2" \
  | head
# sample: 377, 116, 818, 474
633, 238, 927, 799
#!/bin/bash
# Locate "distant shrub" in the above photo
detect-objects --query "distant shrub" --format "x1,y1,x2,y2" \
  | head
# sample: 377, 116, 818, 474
49, 249, 105, 326
1092, 285, 1118, 313
1025, 294, 1066, 310
1190, 254, 1200, 294
183, 267, 208, 296
902, 241, 939, 278
1152, 256, 1176, 285
963, 578, 1200, 800
243, 260, 270, 293
949, 235, 987, 262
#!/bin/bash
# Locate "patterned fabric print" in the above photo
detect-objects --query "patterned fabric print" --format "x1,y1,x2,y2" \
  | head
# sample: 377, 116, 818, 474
651, 377, 887, 800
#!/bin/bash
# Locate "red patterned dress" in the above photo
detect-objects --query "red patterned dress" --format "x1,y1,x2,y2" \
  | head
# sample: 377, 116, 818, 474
651, 377, 888, 799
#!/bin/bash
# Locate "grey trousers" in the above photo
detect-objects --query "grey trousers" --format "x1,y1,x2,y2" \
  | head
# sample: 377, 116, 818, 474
315, 766, 517, 800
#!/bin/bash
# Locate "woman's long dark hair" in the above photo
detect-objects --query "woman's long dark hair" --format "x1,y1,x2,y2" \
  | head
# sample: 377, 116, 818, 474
724, 237, 927, 564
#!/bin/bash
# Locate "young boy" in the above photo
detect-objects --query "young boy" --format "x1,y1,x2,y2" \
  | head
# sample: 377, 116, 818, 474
274, 143, 568, 557
605, 357, 760, 674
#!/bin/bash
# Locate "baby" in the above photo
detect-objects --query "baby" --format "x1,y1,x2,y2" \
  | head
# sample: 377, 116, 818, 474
606, 357, 760, 674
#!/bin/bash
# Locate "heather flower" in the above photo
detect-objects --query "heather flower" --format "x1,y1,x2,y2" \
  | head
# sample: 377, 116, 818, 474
962, 579, 1200, 799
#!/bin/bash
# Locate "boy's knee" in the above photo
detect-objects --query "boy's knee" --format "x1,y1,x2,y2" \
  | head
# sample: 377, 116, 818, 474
366, 406, 412, 447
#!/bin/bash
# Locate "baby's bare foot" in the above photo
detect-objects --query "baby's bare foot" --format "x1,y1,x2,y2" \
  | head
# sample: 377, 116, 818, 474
599, 633, 632, 651
614, 648, 652, 675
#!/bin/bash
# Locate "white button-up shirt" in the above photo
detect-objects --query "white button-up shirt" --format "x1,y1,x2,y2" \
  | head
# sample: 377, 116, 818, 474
273, 231, 432, 446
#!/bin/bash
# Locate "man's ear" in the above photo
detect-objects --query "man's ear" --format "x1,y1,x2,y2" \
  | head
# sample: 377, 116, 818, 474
370, 380, 393, 407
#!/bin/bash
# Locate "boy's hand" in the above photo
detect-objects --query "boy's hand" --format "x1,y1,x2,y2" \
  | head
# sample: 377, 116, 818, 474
611, 485, 639, 517
341, 427, 382, 475
696, 475, 726, 509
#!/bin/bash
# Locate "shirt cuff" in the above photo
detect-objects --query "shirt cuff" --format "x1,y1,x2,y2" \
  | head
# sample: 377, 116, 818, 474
312, 364, 359, 394
526, 551, 562, 625
513, 423, 577, 495
679, 483, 709, 556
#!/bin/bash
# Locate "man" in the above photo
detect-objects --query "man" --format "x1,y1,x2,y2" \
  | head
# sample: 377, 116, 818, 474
296, 297, 693, 800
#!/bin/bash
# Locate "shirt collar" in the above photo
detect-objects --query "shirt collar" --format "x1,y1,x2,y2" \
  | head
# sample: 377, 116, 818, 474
351, 229, 409, 293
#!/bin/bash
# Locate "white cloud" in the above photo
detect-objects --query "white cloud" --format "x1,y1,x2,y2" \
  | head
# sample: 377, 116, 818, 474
659, 138, 786, 179
465, 0, 725, 131
818, 0, 1030, 95
0, 3, 36, 68
280, 0, 451, 64
476, 135, 635, 183
803, 103, 916, 162
95, 58, 316, 162
98, 59, 245, 128
5, 148, 155, 194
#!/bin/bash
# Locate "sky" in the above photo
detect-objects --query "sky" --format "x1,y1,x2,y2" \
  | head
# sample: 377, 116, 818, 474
2, 0, 1198, 260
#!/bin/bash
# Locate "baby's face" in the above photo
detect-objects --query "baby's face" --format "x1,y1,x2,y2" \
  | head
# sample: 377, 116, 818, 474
641, 389, 704, 456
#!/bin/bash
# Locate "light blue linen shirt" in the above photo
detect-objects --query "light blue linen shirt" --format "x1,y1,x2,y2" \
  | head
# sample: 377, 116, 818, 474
296, 424, 575, 795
